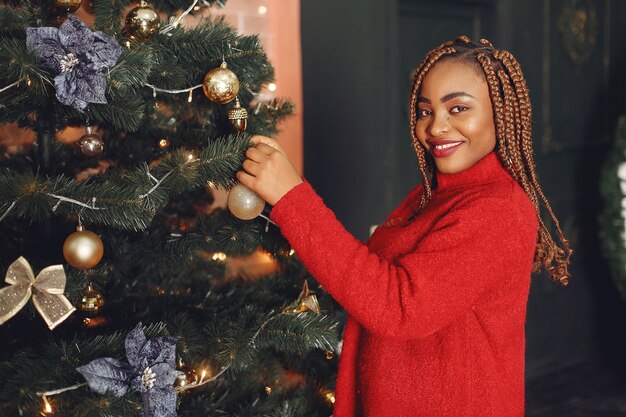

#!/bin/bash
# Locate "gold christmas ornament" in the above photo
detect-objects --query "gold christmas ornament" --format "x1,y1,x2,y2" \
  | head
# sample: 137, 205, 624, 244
284, 280, 321, 315
227, 98, 248, 131
125, 1, 161, 43
79, 282, 105, 315
63, 225, 104, 270
0, 257, 75, 330
202, 62, 240, 104
53, 0, 82, 13
78, 126, 103, 157
227, 184, 265, 220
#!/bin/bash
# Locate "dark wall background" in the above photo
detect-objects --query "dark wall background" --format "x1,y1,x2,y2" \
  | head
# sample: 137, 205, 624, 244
301, 0, 626, 410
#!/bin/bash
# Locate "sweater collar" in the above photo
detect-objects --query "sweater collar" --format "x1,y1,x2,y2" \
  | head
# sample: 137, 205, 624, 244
434, 151, 510, 191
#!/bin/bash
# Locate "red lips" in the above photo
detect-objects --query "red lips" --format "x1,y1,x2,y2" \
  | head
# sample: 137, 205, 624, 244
427, 139, 464, 158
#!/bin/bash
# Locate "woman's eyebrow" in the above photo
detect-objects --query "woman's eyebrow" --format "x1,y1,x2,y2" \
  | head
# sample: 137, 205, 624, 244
440, 92, 475, 102
417, 92, 476, 105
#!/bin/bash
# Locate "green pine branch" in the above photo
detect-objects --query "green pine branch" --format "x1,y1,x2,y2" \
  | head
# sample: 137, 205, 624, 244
0, 133, 250, 230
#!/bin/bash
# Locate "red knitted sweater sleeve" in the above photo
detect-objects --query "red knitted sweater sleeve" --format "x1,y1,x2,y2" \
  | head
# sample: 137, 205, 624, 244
270, 181, 537, 340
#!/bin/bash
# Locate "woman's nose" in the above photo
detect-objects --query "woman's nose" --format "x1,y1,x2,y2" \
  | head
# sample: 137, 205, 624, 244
428, 112, 449, 137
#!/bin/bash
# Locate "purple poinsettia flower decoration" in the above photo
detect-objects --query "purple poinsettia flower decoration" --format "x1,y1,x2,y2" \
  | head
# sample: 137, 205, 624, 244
25, 15, 123, 111
76, 323, 183, 417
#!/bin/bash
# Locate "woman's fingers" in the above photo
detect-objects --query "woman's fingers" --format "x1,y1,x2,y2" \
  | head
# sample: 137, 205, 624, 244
236, 170, 255, 188
242, 159, 259, 175
245, 146, 267, 162
251, 135, 284, 153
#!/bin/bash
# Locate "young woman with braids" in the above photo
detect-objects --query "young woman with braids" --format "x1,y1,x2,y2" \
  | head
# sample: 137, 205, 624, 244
236, 36, 572, 416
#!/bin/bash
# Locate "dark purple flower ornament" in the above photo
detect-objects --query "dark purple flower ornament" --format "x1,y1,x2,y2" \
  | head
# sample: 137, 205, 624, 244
25, 15, 123, 111
76, 323, 182, 417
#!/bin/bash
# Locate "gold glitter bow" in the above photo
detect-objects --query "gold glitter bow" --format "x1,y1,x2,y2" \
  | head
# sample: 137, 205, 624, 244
0, 257, 75, 330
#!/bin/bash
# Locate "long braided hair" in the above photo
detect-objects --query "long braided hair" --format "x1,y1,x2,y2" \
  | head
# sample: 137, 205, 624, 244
408, 35, 572, 285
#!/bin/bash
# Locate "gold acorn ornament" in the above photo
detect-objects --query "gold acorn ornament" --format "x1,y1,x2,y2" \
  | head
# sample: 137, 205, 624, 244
79, 282, 105, 315
228, 98, 248, 132
63, 225, 104, 270
77, 126, 104, 157
53, 0, 82, 13
202, 61, 239, 104
125, 1, 161, 43
227, 184, 265, 220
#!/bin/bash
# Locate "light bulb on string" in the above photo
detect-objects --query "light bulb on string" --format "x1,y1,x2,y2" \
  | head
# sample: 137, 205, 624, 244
42, 395, 53, 415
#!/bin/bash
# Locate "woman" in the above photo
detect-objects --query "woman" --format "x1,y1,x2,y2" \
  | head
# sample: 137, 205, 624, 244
237, 36, 572, 417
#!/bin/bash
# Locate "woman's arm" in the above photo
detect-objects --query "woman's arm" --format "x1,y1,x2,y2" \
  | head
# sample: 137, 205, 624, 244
238, 137, 537, 340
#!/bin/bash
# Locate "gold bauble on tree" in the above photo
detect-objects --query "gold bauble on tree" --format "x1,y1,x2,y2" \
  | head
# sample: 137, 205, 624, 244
63, 225, 104, 270
202, 62, 239, 104
227, 184, 265, 220
53, 0, 82, 13
228, 98, 248, 132
78, 126, 103, 157
124, 1, 160, 43
79, 282, 105, 315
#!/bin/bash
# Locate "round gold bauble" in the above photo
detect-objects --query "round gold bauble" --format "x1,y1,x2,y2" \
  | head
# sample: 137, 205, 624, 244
79, 282, 105, 315
78, 133, 104, 157
227, 98, 248, 132
227, 184, 265, 220
202, 62, 239, 104
63, 226, 104, 270
125, 2, 160, 43
53, 0, 82, 13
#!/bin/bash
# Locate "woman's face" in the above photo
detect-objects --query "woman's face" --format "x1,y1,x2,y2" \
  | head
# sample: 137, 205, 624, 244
414, 59, 496, 174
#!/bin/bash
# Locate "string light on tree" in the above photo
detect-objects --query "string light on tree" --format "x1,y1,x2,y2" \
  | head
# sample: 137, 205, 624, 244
63, 225, 104, 269
202, 61, 239, 104
77, 126, 103, 157
227, 184, 265, 220
42, 395, 53, 414
125, 1, 161, 43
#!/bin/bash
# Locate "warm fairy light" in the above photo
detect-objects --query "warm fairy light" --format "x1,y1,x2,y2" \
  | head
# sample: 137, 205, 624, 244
265, 386, 272, 395
267, 83, 277, 92
193, 5, 201, 10
187, 90, 193, 102
42, 395, 53, 414
26, 78, 32, 87
288, 249, 295, 256
125, 40, 131, 49
212, 252, 227, 262
199, 369, 207, 384
186, 152, 195, 161
207, 181, 216, 189
323, 390, 336, 404
159, 138, 170, 148
258, 5, 267, 14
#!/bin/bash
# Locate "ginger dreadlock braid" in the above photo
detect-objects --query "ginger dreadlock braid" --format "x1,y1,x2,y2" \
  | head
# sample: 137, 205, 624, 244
408, 35, 572, 285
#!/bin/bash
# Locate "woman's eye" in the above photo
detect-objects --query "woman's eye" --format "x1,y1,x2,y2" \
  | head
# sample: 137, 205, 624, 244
450, 105, 469, 113
417, 109, 431, 118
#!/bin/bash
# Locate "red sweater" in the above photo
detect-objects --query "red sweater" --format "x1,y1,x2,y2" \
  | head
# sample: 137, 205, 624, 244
270, 152, 538, 417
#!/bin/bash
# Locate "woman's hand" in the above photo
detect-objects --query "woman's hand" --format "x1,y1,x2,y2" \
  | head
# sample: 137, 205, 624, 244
236, 135, 303, 206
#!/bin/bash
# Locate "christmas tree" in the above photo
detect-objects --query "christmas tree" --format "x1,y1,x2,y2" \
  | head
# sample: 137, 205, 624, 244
0, 1, 341, 416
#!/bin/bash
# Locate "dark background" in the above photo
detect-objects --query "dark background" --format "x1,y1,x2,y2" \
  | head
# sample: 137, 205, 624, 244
301, 0, 626, 414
